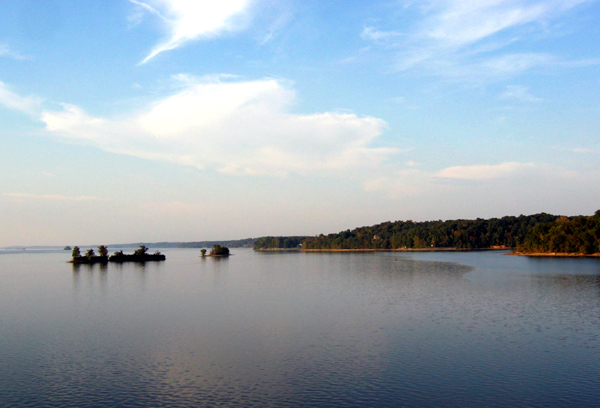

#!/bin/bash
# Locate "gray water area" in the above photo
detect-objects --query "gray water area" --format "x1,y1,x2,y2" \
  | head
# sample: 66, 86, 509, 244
1, 249, 599, 407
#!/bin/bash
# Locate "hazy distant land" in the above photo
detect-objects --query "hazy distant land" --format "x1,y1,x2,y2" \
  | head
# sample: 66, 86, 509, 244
4, 211, 599, 258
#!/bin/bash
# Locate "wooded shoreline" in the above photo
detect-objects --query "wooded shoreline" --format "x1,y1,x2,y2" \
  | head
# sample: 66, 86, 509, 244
255, 247, 511, 253
254, 210, 600, 256
509, 252, 600, 258
255, 247, 600, 257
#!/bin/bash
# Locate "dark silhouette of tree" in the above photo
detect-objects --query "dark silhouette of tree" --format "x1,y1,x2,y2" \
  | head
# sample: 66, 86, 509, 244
210, 245, 230, 256
133, 245, 149, 256
72, 246, 81, 258
98, 245, 108, 257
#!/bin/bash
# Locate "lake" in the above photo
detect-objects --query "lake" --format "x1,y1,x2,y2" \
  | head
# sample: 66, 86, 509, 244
1, 248, 599, 407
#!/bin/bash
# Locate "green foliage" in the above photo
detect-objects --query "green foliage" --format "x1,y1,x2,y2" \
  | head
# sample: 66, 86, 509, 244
251, 213, 599, 252
85, 248, 95, 259
201, 249, 207, 256
210, 245, 230, 256
98, 245, 108, 257
253, 236, 307, 249
263, 211, 597, 255
113, 250, 124, 256
296, 214, 561, 251
517, 211, 600, 254
72, 246, 81, 258
133, 245, 149, 256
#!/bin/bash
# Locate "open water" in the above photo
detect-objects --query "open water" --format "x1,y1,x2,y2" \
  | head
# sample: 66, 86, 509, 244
1, 248, 599, 407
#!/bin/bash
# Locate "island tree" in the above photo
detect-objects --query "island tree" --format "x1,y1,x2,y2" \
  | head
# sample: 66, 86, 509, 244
210, 245, 230, 256
98, 245, 108, 257
133, 245, 149, 256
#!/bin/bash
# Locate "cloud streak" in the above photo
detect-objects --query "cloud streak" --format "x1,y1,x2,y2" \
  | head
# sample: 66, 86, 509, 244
435, 162, 535, 180
499, 85, 542, 102
4, 193, 107, 201
0, 43, 29, 60
362, 0, 590, 78
364, 162, 537, 197
132, 0, 254, 63
0, 81, 42, 115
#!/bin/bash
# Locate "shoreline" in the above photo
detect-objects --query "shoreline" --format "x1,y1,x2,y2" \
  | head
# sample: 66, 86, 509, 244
255, 247, 512, 253
509, 252, 600, 258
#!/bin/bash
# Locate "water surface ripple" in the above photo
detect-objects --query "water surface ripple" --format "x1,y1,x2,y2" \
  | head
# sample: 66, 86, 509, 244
1, 249, 599, 407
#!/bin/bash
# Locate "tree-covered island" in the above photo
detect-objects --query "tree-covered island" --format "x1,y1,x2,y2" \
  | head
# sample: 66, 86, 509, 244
70, 245, 165, 263
254, 210, 600, 257
201, 245, 230, 257
69, 245, 109, 264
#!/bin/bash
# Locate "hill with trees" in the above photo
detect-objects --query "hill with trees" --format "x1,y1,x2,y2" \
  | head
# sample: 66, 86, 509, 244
253, 236, 308, 250
516, 211, 600, 254
252, 211, 600, 255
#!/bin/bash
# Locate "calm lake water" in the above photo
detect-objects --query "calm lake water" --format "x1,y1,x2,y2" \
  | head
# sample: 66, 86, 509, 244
1, 248, 599, 407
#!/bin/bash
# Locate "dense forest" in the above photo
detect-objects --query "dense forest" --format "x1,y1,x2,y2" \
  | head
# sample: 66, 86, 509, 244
253, 211, 600, 255
516, 211, 600, 254
253, 236, 308, 249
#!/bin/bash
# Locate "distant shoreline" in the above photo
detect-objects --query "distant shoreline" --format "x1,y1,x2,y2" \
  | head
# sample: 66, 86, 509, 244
255, 248, 600, 257
255, 247, 512, 253
509, 252, 600, 258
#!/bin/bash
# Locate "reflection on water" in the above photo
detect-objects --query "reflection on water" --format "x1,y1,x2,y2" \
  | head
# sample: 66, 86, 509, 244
1, 249, 600, 407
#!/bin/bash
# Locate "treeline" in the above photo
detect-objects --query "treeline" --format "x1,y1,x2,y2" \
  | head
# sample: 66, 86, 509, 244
254, 236, 308, 249
299, 213, 561, 250
252, 212, 600, 254
177, 238, 256, 248
517, 211, 600, 254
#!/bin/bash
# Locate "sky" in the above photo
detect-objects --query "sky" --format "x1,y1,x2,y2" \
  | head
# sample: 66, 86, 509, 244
1, 0, 599, 246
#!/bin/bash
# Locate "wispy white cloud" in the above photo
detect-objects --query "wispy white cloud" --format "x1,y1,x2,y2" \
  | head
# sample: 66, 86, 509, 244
4, 193, 108, 201
364, 162, 536, 198
570, 147, 596, 153
499, 85, 542, 102
435, 162, 535, 180
361, 27, 405, 44
131, 0, 254, 63
363, 0, 590, 79
364, 168, 432, 197
0, 81, 42, 115
0, 43, 30, 60
421, 0, 581, 47
36, 76, 395, 176
554, 146, 599, 154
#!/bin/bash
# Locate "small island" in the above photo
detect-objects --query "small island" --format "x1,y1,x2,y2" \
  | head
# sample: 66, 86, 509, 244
69, 245, 165, 263
109, 245, 166, 262
69, 246, 109, 264
201, 245, 230, 257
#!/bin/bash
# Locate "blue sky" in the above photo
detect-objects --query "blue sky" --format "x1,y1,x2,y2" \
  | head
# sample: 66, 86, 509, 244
1, 0, 599, 246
